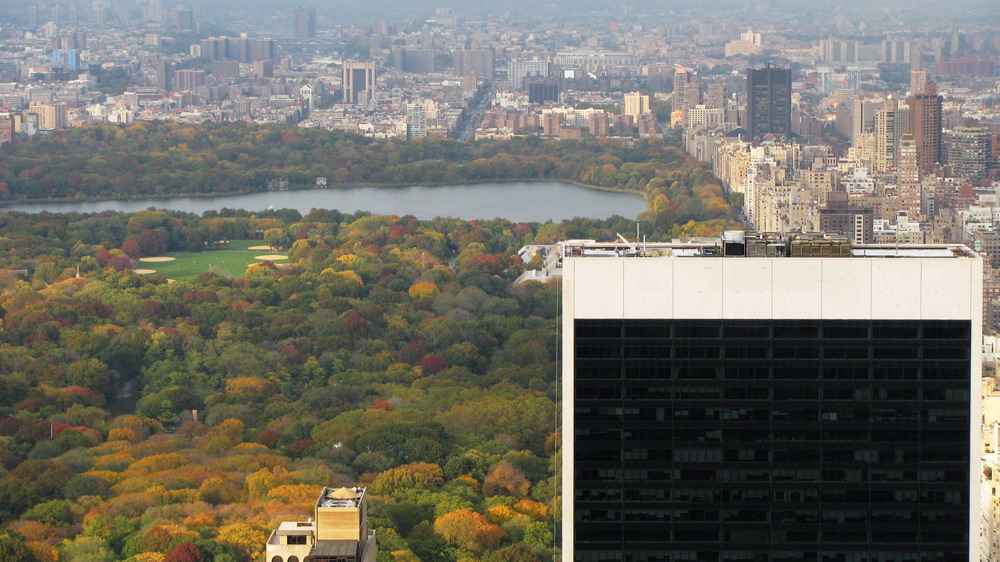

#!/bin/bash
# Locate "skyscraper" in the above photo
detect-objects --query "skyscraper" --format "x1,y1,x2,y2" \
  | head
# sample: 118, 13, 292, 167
294, 6, 315, 39
873, 97, 908, 172
946, 126, 993, 182
563, 235, 981, 561
746, 65, 791, 139
909, 84, 944, 174
342, 60, 376, 105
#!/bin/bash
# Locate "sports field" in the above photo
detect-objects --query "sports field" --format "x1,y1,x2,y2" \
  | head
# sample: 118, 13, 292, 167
137, 240, 287, 280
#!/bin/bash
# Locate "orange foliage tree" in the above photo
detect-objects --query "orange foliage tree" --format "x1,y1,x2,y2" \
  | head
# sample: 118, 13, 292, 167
433, 509, 505, 552
482, 461, 530, 497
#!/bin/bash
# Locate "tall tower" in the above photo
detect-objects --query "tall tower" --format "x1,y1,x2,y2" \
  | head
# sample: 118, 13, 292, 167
897, 133, 922, 218
562, 236, 982, 561
873, 97, 908, 172
908, 83, 943, 174
342, 60, 376, 105
293, 6, 316, 39
746, 65, 791, 139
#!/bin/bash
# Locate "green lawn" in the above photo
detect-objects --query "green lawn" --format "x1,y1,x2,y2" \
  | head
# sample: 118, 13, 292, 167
138, 240, 288, 280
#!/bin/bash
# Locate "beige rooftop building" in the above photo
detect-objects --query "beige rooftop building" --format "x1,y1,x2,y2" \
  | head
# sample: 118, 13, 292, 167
265, 486, 375, 562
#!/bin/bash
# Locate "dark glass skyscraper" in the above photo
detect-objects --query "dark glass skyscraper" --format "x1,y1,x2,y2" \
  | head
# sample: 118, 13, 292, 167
746, 66, 792, 139
562, 237, 981, 561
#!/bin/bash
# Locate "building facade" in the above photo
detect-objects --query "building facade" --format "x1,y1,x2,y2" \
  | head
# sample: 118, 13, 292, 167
562, 236, 982, 561
747, 66, 792, 139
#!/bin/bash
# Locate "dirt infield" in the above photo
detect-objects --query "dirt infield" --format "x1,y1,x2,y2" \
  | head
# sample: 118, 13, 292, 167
247, 245, 272, 251
133, 269, 157, 274
254, 254, 288, 261
138, 256, 177, 263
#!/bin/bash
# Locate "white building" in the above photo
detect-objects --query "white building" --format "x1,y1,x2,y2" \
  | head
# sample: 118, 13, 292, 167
562, 235, 983, 560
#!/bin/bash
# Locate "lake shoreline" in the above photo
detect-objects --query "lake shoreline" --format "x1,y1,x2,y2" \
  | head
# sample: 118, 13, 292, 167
0, 177, 643, 207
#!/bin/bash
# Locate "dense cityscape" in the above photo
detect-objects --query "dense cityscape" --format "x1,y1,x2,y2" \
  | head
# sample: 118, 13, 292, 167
0, 0, 999, 560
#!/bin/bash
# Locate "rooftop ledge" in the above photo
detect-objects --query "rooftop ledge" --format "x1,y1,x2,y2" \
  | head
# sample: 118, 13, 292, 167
560, 232, 979, 260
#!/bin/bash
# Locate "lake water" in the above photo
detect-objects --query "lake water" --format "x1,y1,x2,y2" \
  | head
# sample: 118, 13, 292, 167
3, 182, 647, 222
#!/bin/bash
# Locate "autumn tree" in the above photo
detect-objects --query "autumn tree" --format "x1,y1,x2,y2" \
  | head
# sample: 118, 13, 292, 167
483, 461, 531, 498
433, 509, 505, 552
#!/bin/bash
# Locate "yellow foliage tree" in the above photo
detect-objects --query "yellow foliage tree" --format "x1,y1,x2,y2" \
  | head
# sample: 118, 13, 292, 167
246, 468, 276, 499
408, 281, 440, 299
214, 419, 245, 443
514, 498, 550, 521
371, 463, 444, 497
215, 522, 269, 560
485, 505, 519, 523
265, 484, 322, 504
392, 550, 423, 562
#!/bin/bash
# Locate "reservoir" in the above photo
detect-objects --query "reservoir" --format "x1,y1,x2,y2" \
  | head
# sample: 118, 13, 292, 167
4, 181, 647, 222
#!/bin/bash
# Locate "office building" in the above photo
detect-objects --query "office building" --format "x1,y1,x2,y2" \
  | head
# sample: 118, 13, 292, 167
623, 91, 650, 120
527, 78, 560, 105
154, 59, 172, 92
264, 486, 375, 562
909, 85, 944, 174
946, 126, 993, 182
852, 98, 883, 148
394, 48, 434, 74
342, 60, 376, 104
746, 65, 792, 139
294, 6, 316, 39
454, 48, 495, 79
563, 235, 982, 561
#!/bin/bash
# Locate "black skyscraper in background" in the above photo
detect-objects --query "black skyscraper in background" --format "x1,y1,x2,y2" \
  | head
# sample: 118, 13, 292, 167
746, 65, 792, 139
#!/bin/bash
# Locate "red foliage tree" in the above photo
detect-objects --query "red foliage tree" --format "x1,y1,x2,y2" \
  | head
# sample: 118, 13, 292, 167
419, 354, 449, 375
164, 542, 206, 562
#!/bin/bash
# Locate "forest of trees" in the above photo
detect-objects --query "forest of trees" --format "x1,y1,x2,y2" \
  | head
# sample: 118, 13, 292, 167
0, 122, 741, 561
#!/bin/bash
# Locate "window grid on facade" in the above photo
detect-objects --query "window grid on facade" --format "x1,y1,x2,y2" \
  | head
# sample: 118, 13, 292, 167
574, 319, 970, 562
